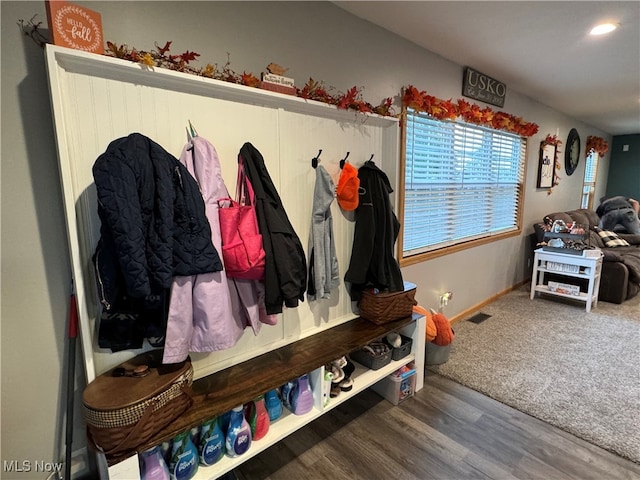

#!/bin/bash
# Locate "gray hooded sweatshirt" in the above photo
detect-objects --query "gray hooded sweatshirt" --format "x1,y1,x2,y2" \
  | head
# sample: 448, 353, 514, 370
307, 165, 340, 300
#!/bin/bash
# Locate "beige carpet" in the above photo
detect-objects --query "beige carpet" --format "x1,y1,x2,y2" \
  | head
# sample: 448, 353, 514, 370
428, 286, 640, 463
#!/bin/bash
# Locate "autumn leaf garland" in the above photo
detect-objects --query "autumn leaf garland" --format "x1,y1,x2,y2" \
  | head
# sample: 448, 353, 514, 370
402, 85, 539, 137
102, 41, 538, 134
105, 41, 394, 117
18, 16, 542, 133
586, 136, 609, 157
106, 40, 253, 84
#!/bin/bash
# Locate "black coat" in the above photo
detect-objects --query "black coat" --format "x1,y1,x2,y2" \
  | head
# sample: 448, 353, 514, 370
239, 142, 306, 314
93, 133, 222, 310
344, 161, 404, 299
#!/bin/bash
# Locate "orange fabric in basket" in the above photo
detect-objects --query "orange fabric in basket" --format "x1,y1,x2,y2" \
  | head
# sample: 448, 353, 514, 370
413, 305, 437, 342
432, 312, 455, 346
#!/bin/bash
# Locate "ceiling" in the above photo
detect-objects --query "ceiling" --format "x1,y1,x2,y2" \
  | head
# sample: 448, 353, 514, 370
334, 1, 640, 136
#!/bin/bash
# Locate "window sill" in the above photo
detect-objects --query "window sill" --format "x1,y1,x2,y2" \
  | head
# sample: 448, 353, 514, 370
399, 228, 522, 267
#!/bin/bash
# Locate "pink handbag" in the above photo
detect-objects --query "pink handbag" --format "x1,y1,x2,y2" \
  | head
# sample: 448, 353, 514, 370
218, 155, 266, 280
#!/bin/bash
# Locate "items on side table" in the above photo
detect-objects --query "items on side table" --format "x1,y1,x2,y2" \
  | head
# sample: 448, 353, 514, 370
533, 208, 640, 303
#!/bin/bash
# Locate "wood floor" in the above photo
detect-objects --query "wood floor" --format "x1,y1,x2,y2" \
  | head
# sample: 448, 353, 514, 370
234, 371, 640, 480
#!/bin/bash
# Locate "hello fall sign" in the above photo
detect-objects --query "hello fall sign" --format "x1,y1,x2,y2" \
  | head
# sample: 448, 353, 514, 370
45, 1, 103, 54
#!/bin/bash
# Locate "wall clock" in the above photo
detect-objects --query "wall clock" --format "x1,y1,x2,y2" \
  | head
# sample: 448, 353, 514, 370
565, 128, 580, 176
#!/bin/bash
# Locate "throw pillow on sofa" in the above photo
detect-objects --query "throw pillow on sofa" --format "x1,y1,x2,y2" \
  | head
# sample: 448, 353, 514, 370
594, 227, 631, 247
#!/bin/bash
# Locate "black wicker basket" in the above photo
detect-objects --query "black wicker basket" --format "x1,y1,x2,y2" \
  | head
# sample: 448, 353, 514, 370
384, 334, 413, 361
350, 342, 392, 370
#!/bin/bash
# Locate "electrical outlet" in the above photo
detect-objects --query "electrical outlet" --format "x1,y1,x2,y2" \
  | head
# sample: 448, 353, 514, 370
439, 291, 453, 309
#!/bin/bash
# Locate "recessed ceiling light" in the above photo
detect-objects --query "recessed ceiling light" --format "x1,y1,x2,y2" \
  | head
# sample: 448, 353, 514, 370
590, 23, 617, 35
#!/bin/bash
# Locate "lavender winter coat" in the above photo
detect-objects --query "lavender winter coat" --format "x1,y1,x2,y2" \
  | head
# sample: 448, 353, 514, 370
163, 137, 266, 363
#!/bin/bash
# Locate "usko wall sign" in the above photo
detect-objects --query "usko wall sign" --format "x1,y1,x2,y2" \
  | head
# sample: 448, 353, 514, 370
462, 67, 506, 108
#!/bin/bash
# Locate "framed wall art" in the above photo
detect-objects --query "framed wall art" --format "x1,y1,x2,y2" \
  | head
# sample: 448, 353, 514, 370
537, 141, 556, 188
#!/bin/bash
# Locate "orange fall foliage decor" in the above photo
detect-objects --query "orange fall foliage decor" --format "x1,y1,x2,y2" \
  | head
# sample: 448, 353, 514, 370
585, 135, 609, 157
402, 85, 539, 137
19, 22, 541, 129
104, 41, 395, 118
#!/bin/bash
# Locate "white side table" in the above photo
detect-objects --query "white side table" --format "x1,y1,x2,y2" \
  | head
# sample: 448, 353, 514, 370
530, 248, 603, 312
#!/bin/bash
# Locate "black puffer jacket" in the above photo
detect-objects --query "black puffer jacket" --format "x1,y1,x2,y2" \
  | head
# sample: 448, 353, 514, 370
93, 133, 222, 311
239, 142, 307, 314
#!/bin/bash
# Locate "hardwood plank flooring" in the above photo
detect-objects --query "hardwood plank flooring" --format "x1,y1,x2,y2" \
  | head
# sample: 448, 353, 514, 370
235, 371, 640, 480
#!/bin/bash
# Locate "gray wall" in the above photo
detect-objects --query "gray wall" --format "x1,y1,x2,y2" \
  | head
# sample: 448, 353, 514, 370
607, 134, 640, 198
1, 1, 613, 477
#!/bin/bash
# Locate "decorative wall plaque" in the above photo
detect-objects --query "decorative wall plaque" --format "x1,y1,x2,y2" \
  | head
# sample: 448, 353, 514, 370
46, 1, 103, 54
537, 141, 556, 188
462, 66, 506, 108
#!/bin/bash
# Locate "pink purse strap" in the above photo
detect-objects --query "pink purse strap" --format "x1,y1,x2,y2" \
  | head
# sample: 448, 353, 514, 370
236, 154, 256, 207
235, 155, 261, 234
217, 197, 234, 208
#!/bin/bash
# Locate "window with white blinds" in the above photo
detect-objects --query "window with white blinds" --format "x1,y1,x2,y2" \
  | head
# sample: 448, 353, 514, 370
402, 109, 526, 257
581, 151, 599, 209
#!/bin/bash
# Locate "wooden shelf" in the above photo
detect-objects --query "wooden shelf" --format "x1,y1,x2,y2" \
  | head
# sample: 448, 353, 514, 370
119, 314, 418, 463
536, 267, 590, 280
534, 285, 590, 300
47, 45, 398, 128
187, 355, 415, 479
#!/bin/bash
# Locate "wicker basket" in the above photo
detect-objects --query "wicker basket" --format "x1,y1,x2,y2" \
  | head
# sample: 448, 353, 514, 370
83, 350, 193, 459
358, 282, 417, 325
